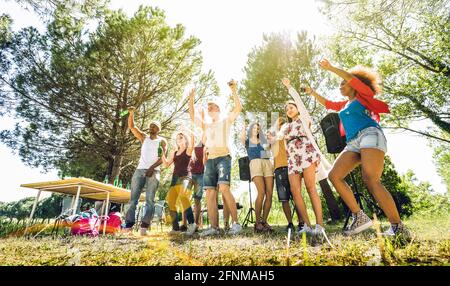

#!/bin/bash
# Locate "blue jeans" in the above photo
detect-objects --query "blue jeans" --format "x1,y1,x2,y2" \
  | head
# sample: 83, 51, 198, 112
125, 169, 160, 228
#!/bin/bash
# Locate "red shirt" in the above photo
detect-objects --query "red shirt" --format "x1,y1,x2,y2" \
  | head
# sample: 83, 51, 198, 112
324, 77, 389, 136
188, 144, 205, 175
325, 77, 390, 117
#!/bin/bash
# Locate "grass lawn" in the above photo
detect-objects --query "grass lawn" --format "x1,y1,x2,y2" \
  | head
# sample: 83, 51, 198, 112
0, 214, 449, 266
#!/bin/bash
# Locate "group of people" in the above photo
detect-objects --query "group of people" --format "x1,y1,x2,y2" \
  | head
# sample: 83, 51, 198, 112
121, 59, 411, 242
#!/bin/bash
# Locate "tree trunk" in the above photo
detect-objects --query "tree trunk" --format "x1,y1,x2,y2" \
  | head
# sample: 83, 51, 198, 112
319, 179, 342, 221
110, 154, 124, 183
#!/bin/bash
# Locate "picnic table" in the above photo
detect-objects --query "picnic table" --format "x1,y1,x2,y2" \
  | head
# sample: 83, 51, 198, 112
21, 177, 144, 234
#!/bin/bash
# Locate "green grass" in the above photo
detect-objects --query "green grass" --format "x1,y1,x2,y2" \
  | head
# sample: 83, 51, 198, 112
0, 214, 449, 266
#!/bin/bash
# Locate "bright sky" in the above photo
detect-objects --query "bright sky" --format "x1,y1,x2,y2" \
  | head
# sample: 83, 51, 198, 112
0, 0, 446, 203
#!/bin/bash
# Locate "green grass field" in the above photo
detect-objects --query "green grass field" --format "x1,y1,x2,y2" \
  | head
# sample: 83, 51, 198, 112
0, 214, 449, 266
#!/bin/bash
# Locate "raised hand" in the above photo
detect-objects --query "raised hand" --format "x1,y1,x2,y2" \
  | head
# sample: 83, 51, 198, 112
282, 78, 291, 89
228, 79, 238, 94
266, 130, 276, 144
199, 107, 205, 118
189, 88, 196, 99
304, 87, 314, 95
319, 58, 332, 70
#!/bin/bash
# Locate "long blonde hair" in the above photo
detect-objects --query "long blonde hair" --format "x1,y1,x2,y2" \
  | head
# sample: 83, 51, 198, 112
175, 132, 190, 152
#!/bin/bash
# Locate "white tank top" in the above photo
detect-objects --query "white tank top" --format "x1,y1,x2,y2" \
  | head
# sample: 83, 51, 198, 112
137, 136, 162, 170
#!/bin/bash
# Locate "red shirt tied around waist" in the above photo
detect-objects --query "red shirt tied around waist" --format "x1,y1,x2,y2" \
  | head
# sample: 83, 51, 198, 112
188, 143, 205, 175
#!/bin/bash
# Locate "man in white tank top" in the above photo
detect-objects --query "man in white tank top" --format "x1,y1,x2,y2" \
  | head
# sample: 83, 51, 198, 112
188, 80, 243, 236
123, 106, 167, 236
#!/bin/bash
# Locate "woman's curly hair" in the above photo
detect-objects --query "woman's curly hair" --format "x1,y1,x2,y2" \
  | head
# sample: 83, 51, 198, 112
349, 65, 383, 94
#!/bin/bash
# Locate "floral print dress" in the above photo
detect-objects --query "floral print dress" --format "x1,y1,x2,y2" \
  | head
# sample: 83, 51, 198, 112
280, 118, 321, 175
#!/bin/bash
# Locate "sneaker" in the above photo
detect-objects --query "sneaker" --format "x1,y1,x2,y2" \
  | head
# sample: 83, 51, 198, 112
312, 224, 325, 244
286, 223, 295, 232
169, 225, 181, 235
199, 227, 220, 237
228, 222, 243, 235
139, 227, 148, 236
179, 225, 188, 232
185, 223, 197, 236
297, 223, 312, 237
383, 222, 411, 242
343, 210, 373, 236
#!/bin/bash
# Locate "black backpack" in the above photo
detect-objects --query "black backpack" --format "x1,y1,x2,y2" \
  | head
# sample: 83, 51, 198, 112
320, 113, 347, 154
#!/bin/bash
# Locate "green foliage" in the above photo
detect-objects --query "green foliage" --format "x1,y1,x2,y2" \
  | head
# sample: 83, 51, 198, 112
432, 131, 450, 192
0, 14, 12, 47
34, 194, 64, 219
241, 31, 334, 118
0, 4, 216, 184
12, 0, 109, 17
323, 0, 450, 141
400, 170, 450, 216
0, 197, 35, 220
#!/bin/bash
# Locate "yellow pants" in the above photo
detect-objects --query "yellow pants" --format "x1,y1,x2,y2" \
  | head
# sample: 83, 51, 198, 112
166, 177, 193, 213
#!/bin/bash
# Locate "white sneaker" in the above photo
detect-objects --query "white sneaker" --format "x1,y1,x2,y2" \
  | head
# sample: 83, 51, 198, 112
199, 227, 219, 237
228, 222, 242, 235
139, 227, 148, 236
297, 223, 312, 236
312, 224, 325, 244
186, 223, 197, 236
313, 224, 325, 235
384, 226, 394, 236
382, 222, 411, 242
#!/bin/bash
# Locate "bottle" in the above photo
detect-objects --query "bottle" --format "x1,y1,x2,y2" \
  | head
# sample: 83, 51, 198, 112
103, 175, 109, 184
113, 176, 119, 187
119, 110, 129, 117
118, 180, 123, 188
126, 182, 131, 190
158, 143, 163, 158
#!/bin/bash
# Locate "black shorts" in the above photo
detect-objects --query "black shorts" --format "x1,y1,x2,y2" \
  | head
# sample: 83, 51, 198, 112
275, 167, 292, 202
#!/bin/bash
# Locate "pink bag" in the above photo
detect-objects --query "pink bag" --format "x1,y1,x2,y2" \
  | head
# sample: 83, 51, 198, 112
71, 217, 100, 236
99, 212, 122, 234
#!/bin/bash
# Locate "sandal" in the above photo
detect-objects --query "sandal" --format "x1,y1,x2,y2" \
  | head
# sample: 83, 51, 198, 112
254, 222, 265, 233
262, 222, 274, 232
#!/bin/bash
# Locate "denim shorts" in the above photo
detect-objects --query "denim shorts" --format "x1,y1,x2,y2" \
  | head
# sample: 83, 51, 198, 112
191, 173, 204, 200
344, 127, 387, 153
203, 155, 231, 190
